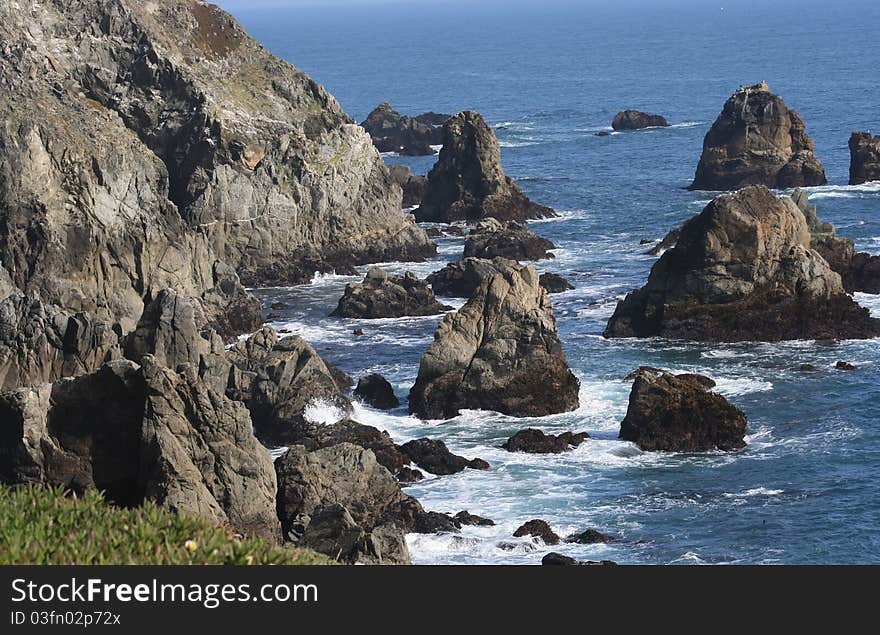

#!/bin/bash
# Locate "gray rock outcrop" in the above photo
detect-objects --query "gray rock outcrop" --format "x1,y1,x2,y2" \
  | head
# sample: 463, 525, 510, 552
331, 267, 452, 319
605, 186, 880, 341
409, 265, 580, 419
612, 110, 669, 130
414, 111, 556, 223
849, 132, 880, 185
463, 219, 556, 261
690, 83, 826, 190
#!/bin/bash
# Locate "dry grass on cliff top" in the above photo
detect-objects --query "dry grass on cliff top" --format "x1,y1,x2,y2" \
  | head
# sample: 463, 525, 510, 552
0, 485, 331, 565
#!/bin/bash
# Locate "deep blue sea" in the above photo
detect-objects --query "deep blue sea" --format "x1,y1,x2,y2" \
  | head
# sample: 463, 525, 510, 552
223, 0, 880, 564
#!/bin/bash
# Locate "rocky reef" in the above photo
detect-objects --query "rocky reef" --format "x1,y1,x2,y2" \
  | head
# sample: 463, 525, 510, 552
612, 110, 669, 130
331, 267, 452, 318
619, 368, 747, 452
414, 111, 556, 223
463, 219, 556, 261
605, 186, 880, 341
360, 102, 449, 156
849, 132, 880, 185
409, 265, 580, 419
690, 83, 826, 190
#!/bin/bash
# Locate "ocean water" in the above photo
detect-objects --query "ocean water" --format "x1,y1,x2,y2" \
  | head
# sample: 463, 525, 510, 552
225, 0, 880, 564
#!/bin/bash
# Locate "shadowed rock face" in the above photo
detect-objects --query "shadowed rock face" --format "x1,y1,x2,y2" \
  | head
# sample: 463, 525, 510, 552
849, 132, 880, 185
619, 368, 747, 452
389, 165, 428, 208
605, 186, 880, 342
612, 110, 669, 130
0, 0, 434, 355
409, 265, 580, 419
360, 102, 449, 156
690, 83, 826, 190
414, 111, 556, 223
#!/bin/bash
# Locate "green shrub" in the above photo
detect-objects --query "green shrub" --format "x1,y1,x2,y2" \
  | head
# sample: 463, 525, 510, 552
0, 485, 330, 565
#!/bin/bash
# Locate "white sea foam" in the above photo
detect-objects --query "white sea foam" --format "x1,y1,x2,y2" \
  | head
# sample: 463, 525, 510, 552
854, 292, 880, 317
713, 376, 773, 397
668, 121, 705, 129
499, 140, 540, 148
303, 399, 348, 425
799, 181, 880, 199
723, 487, 784, 498
430, 144, 443, 152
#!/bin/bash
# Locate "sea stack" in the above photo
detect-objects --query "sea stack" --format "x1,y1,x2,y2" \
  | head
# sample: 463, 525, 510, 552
620, 368, 747, 452
848, 132, 880, 185
414, 111, 557, 223
604, 186, 880, 342
612, 110, 669, 130
409, 265, 579, 419
690, 82, 826, 190
360, 102, 450, 156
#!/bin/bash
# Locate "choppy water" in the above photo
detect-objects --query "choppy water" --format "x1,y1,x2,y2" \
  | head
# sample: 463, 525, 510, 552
226, 0, 880, 564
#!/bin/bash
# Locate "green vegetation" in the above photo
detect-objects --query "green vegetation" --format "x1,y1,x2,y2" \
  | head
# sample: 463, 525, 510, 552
0, 485, 330, 565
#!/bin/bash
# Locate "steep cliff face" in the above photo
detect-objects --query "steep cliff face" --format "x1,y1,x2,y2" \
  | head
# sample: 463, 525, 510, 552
0, 0, 434, 344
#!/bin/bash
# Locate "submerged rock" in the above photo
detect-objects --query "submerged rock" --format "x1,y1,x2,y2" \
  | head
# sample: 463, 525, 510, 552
619, 367, 747, 452
414, 111, 556, 223
502, 429, 589, 454
605, 186, 880, 341
454, 511, 496, 527
612, 110, 669, 130
409, 266, 580, 419
566, 529, 615, 544
542, 553, 617, 566
354, 374, 400, 410
463, 219, 556, 261
331, 267, 452, 319
849, 132, 880, 185
690, 82, 826, 190
360, 102, 448, 156
400, 438, 489, 475
513, 519, 560, 545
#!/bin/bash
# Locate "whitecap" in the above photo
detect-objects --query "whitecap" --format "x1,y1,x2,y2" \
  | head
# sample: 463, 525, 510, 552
722, 487, 784, 498
303, 399, 349, 425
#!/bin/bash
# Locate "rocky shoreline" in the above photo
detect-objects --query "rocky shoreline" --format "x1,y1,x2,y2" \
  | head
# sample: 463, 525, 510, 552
2, 0, 878, 567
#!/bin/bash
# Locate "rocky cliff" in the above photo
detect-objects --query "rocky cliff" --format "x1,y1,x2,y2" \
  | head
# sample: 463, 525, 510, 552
690, 83, 826, 190
0, 0, 434, 362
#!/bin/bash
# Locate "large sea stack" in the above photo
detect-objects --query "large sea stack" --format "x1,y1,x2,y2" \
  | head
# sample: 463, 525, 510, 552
690, 83, 826, 190
409, 266, 579, 419
849, 132, 880, 185
604, 186, 880, 342
414, 111, 556, 223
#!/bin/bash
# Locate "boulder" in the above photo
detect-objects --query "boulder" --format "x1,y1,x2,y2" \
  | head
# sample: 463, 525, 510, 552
325, 362, 355, 391
409, 266, 580, 419
453, 511, 495, 527
354, 374, 400, 410
360, 102, 448, 156
396, 466, 424, 484
502, 428, 589, 454
619, 367, 747, 452
400, 438, 489, 475
513, 519, 560, 545
849, 132, 880, 185
690, 82, 826, 190
835, 361, 856, 371
414, 111, 556, 223
298, 504, 410, 565
389, 165, 429, 208
539, 273, 575, 294
427, 257, 520, 298
463, 219, 556, 261
612, 110, 669, 130
566, 529, 614, 544
605, 187, 880, 341
331, 268, 452, 319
